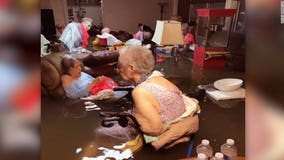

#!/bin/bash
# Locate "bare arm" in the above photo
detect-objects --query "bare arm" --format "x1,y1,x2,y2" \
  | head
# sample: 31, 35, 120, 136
87, 76, 106, 91
132, 86, 163, 136
61, 75, 72, 87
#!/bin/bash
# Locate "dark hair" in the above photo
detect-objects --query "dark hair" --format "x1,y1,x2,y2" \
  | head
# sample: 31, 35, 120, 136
142, 25, 152, 32
61, 55, 77, 74
138, 23, 153, 32
189, 21, 196, 27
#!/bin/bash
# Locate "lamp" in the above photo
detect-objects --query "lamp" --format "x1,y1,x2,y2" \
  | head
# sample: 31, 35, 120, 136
151, 20, 184, 61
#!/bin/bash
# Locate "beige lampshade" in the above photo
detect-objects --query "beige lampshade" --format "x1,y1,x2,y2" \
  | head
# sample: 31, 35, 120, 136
151, 20, 184, 45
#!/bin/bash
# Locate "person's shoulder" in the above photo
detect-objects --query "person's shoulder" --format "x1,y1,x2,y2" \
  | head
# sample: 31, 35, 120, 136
80, 72, 88, 76
132, 85, 152, 98
81, 72, 93, 78
66, 22, 80, 27
69, 22, 78, 25
132, 86, 145, 94
65, 22, 73, 27
132, 85, 159, 107
61, 74, 73, 87
61, 74, 69, 80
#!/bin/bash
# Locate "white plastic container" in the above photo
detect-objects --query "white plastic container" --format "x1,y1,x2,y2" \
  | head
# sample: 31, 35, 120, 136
220, 139, 238, 160
196, 153, 207, 160
196, 139, 214, 159
210, 152, 224, 160
213, 78, 243, 91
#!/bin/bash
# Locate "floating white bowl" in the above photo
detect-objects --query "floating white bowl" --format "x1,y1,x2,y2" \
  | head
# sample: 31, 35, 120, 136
213, 78, 243, 91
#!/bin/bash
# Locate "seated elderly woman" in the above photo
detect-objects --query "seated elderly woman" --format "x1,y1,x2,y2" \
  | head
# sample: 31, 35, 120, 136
59, 17, 93, 53
117, 46, 199, 150
97, 27, 122, 46
61, 55, 116, 99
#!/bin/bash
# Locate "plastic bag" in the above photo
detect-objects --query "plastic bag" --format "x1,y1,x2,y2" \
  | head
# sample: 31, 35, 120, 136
90, 76, 119, 95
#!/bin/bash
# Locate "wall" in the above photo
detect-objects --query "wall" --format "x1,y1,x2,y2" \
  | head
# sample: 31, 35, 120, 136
190, 2, 225, 21
40, 0, 52, 9
69, 6, 103, 26
101, 0, 172, 33
41, 0, 68, 26
224, 0, 239, 31
41, 0, 102, 26
178, 0, 190, 22
41, 0, 175, 33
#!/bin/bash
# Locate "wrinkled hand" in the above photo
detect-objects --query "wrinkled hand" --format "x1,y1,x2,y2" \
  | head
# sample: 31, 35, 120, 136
87, 76, 106, 91
95, 76, 106, 83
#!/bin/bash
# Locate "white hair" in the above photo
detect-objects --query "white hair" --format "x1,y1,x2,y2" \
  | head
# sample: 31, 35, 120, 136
119, 46, 155, 74
82, 17, 93, 24
181, 23, 189, 29
101, 27, 110, 34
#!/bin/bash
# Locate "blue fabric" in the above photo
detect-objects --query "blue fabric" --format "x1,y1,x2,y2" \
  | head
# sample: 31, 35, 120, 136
59, 22, 82, 51
186, 134, 195, 158
63, 72, 95, 99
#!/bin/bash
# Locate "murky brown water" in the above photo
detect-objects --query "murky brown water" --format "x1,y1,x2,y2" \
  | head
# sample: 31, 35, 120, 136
42, 56, 245, 160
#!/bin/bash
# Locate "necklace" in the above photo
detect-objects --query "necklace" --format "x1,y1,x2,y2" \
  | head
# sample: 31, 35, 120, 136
135, 72, 152, 86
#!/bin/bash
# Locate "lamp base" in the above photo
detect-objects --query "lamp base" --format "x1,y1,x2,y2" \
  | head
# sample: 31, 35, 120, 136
171, 46, 181, 62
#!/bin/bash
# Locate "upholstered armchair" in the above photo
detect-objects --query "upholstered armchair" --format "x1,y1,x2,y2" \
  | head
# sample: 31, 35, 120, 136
41, 50, 119, 98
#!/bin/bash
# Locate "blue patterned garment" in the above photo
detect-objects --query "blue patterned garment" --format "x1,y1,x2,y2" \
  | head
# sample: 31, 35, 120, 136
59, 22, 82, 52
63, 72, 95, 99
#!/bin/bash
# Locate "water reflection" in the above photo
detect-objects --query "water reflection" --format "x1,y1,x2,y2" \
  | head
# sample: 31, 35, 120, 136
63, 100, 87, 119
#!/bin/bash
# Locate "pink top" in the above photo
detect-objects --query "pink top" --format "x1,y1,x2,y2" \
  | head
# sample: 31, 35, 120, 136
80, 23, 89, 48
133, 31, 143, 41
184, 32, 194, 45
138, 82, 186, 122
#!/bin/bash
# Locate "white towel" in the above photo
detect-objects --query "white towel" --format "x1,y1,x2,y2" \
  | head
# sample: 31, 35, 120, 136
206, 87, 246, 101
81, 89, 115, 100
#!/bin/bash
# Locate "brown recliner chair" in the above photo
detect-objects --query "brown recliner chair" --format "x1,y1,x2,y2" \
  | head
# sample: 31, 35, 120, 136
41, 50, 119, 98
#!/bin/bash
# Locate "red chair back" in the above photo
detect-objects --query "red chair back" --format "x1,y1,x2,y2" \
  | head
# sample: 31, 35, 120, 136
98, 38, 107, 46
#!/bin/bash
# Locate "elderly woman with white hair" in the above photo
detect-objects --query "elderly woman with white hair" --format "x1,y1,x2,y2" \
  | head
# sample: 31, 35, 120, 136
59, 17, 93, 52
117, 46, 200, 150
97, 27, 122, 46
179, 23, 195, 52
